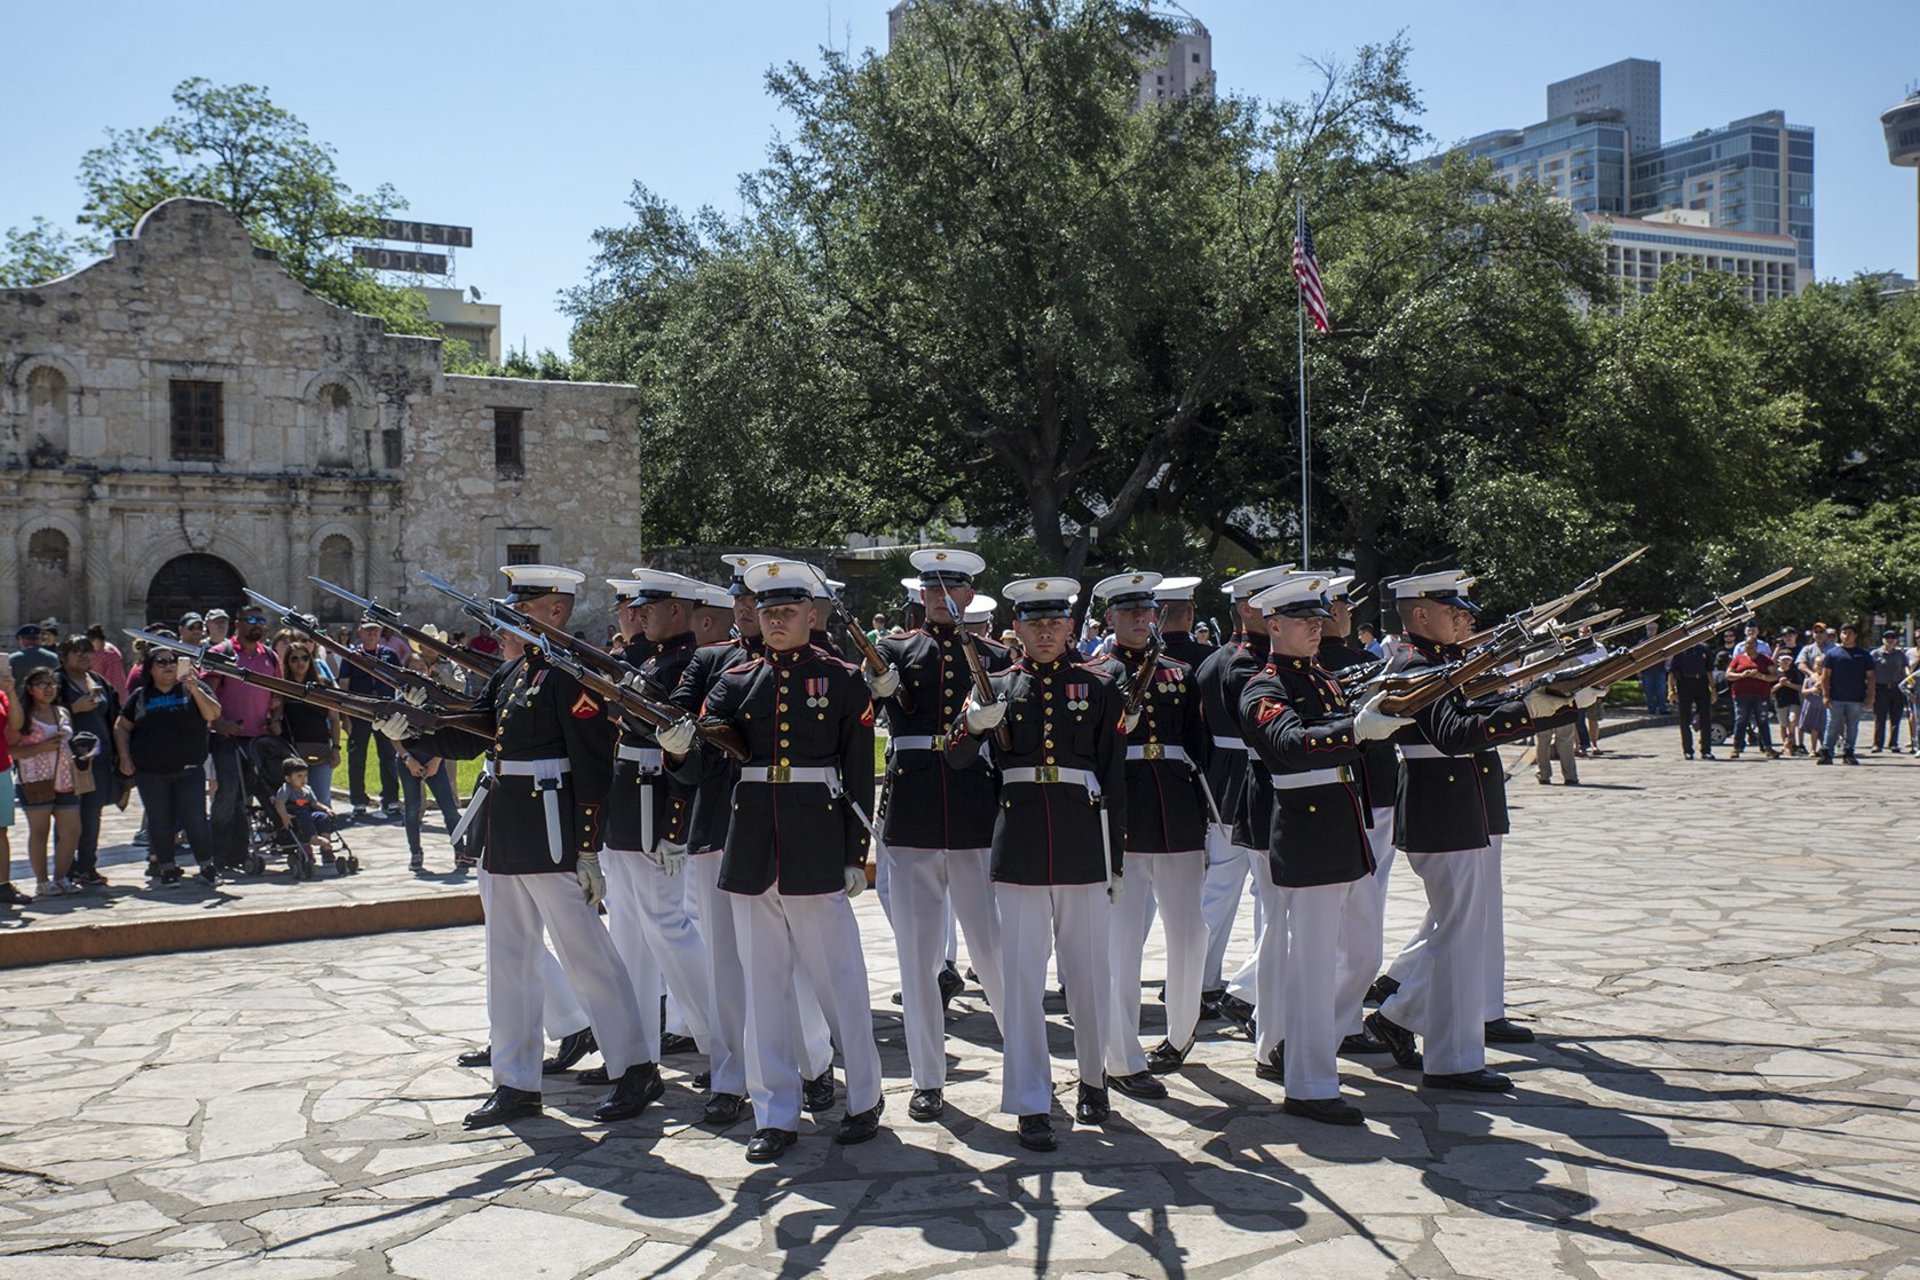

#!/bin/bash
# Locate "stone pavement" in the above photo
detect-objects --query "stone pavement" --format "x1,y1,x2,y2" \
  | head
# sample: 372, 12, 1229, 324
1, 722, 1916, 1278
0, 798, 477, 966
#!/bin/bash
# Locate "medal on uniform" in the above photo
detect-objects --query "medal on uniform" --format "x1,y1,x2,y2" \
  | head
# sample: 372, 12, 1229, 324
805, 676, 829, 708
1066, 681, 1089, 711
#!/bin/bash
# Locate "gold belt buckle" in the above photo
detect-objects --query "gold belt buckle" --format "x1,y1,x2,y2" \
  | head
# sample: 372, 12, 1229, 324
1035, 765, 1060, 783
931, 734, 949, 752
1141, 743, 1165, 761
1336, 764, 1353, 783
770, 764, 791, 783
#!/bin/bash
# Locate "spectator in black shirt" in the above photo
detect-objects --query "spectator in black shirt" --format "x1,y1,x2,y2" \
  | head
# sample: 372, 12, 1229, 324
1871, 631, 1909, 753
1667, 640, 1716, 760
273, 643, 342, 805
113, 649, 222, 884
57, 638, 118, 887
339, 618, 401, 820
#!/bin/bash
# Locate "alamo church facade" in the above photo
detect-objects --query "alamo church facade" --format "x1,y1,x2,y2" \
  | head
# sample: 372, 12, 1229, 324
0, 197, 641, 633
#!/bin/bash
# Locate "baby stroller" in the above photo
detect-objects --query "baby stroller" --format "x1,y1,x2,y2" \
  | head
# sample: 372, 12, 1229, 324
242, 734, 359, 880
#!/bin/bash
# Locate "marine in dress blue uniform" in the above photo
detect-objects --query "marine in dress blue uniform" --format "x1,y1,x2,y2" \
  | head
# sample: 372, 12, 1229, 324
869, 549, 1010, 1121
1239, 573, 1411, 1124
945, 577, 1127, 1153
1081, 572, 1214, 1097
684, 559, 883, 1163
390, 565, 656, 1129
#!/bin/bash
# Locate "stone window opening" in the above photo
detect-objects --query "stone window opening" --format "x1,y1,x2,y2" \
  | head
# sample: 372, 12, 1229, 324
506, 543, 541, 566
494, 408, 525, 479
24, 528, 72, 625
316, 535, 357, 623
317, 383, 352, 471
26, 366, 71, 464
170, 379, 224, 461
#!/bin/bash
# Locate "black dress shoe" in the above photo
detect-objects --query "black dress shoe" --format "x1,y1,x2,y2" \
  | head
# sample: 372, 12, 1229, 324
543, 1027, 596, 1075
456, 1046, 492, 1069
1198, 988, 1226, 1021
1423, 1068, 1513, 1092
1284, 1096, 1365, 1126
908, 1087, 946, 1121
593, 1062, 665, 1121
1017, 1114, 1057, 1151
464, 1086, 542, 1129
1215, 993, 1256, 1037
1145, 1039, 1190, 1074
836, 1096, 885, 1145
660, 1032, 698, 1056
576, 1066, 609, 1086
1340, 1031, 1389, 1056
702, 1092, 747, 1125
937, 962, 966, 1009
1365, 1011, 1423, 1071
1075, 1082, 1112, 1125
803, 1070, 835, 1114
1484, 1017, 1535, 1044
745, 1127, 799, 1162
693, 1071, 711, 1091
1107, 1070, 1166, 1100
1254, 1043, 1285, 1082
1366, 974, 1400, 1006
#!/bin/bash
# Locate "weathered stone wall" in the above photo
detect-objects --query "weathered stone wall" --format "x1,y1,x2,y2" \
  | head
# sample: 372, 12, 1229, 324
0, 198, 642, 633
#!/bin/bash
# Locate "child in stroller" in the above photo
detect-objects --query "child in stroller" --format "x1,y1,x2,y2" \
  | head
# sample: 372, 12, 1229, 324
245, 738, 358, 878
273, 758, 339, 864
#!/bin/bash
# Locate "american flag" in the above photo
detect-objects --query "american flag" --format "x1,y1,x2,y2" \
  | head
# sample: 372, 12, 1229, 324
1293, 203, 1328, 334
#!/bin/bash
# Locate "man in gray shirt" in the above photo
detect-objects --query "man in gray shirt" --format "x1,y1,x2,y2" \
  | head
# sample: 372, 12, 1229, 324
1871, 632, 1909, 753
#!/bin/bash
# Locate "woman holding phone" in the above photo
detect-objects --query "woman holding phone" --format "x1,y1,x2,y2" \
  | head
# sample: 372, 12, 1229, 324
114, 647, 223, 886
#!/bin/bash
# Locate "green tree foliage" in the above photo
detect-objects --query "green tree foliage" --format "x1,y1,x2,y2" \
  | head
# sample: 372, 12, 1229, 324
0, 218, 100, 287
5, 79, 430, 334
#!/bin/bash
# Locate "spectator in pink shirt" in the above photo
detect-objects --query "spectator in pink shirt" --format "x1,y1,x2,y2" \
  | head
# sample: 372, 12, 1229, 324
202, 607, 282, 869
86, 624, 127, 693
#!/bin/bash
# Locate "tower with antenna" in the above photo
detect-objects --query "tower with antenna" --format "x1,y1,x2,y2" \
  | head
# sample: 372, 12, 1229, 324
1884, 83, 1920, 279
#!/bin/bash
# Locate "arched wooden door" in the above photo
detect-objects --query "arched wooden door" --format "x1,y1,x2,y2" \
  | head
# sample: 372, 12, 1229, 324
146, 554, 246, 628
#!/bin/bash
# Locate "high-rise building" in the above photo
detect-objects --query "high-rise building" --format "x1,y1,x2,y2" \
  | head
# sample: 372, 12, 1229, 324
1546, 58, 1661, 157
887, 2, 1211, 110
1631, 111, 1815, 275
1446, 60, 1815, 281
1582, 209, 1800, 304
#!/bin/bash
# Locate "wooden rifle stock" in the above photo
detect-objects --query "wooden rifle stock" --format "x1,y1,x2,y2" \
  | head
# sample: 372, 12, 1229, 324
566, 661, 752, 765
1121, 630, 1164, 721
956, 625, 1011, 751
214, 663, 485, 738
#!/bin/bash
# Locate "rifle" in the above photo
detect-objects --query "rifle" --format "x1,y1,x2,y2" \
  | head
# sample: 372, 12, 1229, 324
1542, 574, 1811, 698
1121, 624, 1166, 723
244, 589, 475, 712
1462, 545, 1649, 648
124, 629, 486, 739
421, 571, 641, 686
309, 576, 503, 677
489, 617, 751, 765
930, 575, 1007, 750
820, 573, 914, 715
1377, 614, 1539, 717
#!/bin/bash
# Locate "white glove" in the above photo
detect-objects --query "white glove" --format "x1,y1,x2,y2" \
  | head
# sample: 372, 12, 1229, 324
401, 685, 430, 708
1353, 690, 1415, 743
373, 711, 416, 741
576, 851, 607, 908
1525, 688, 1574, 719
866, 665, 901, 698
619, 671, 652, 696
656, 717, 697, 756
964, 699, 1007, 734
651, 840, 688, 876
1573, 686, 1607, 709
843, 864, 867, 899
1120, 709, 1142, 736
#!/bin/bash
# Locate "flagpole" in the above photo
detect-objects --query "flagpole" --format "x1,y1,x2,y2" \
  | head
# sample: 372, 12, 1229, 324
1296, 192, 1310, 569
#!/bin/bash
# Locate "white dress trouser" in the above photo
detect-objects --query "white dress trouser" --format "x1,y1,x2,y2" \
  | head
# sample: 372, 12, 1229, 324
1380, 847, 1495, 1076
1484, 833, 1506, 1021
1200, 841, 1254, 992
733, 887, 883, 1132
1107, 851, 1206, 1075
602, 846, 714, 1054
689, 852, 832, 1098
997, 881, 1110, 1117
478, 869, 587, 1040
1342, 810, 1398, 1035
878, 842, 960, 966
485, 871, 649, 1093
888, 846, 1005, 1089
1279, 879, 1373, 1100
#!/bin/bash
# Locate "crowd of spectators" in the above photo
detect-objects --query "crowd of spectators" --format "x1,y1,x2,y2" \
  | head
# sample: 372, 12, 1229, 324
0, 609, 472, 909
1657, 619, 1917, 765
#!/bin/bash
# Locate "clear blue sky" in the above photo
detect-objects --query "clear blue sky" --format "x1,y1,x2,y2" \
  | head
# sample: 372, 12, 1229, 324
5, 1, 1914, 354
